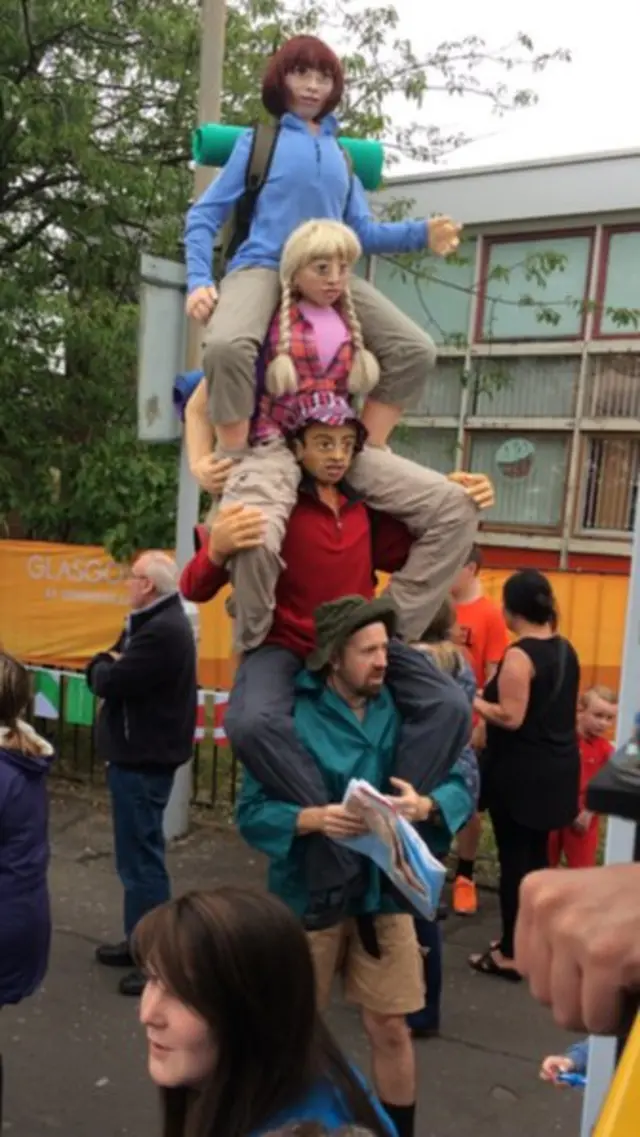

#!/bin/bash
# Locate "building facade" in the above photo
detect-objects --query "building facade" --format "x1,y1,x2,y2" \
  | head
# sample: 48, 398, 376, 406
367, 148, 640, 573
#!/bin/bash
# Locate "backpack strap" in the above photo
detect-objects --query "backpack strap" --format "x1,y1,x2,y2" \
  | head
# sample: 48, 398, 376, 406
245, 121, 279, 193
222, 122, 280, 266
339, 143, 355, 216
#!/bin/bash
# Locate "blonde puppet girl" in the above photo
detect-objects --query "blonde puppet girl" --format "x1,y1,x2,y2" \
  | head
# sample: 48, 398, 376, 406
189, 219, 489, 652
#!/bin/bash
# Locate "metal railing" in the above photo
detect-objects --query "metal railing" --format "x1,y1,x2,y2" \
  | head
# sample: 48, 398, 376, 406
26, 669, 239, 810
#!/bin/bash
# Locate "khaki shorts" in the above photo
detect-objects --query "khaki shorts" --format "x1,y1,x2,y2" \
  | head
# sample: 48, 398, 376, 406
308, 913, 424, 1017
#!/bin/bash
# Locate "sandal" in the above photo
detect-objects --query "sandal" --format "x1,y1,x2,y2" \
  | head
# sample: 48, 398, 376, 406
469, 948, 522, 983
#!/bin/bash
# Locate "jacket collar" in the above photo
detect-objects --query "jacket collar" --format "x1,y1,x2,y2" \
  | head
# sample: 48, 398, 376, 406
279, 112, 339, 137
129, 591, 180, 631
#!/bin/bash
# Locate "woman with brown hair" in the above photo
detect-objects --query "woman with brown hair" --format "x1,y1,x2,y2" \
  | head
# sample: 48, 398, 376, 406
134, 887, 396, 1137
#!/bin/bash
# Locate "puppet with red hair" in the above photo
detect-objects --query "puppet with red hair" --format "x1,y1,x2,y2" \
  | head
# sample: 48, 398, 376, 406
183, 36, 480, 650
186, 34, 461, 456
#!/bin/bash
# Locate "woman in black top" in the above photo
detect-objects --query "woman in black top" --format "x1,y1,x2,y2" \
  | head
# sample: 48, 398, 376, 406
468, 570, 580, 981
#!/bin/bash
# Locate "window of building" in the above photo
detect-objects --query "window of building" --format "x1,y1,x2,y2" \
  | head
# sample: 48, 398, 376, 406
595, 228, 640, 338
583, 354, 640, 418
478, 233, 593, 342
468, 432, 569, 529
390, 426, 458, 473
405, 357, 465, 418
470, 356, 580, 418
374, 241, 476, 346
577, 436, 639, 535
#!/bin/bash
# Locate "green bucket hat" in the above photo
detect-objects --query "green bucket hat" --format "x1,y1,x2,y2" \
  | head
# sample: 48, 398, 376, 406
307, 594, 398, 672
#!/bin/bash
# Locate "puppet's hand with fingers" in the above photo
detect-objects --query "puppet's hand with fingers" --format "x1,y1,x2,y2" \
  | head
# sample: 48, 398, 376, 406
208, 503, 266, 565
428, 216, 462, 257
448, 471, 495, 511
191, 454, 234, 496
186, 285, 218, 324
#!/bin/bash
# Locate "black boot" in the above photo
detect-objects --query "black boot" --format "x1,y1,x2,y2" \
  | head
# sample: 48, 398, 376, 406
95, 941, 133, 968
118, 969, 146, 997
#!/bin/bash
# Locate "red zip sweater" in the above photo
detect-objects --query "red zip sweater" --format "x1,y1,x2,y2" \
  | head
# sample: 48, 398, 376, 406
180, 482, 413, 657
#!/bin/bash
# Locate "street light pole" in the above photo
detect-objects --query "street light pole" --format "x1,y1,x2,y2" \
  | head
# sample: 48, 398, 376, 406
581, 485, 640, 1135
165, 0, 227, 841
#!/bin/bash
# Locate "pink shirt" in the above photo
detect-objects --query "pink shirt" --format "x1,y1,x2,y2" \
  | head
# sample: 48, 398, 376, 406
298, 302, 349, 371
250, 302, 354, 444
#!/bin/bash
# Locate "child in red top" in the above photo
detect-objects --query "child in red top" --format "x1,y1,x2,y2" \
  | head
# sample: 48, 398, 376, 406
548, 686, 617, 869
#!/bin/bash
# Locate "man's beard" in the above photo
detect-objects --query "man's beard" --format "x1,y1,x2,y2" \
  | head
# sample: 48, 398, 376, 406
351, 674, 385, 699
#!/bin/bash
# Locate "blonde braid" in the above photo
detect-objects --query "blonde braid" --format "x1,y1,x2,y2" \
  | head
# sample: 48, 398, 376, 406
265, 281, 298, 396
341, 286, 380, 395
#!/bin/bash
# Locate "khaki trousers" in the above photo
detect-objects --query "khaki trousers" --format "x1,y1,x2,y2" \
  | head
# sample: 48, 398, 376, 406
202, 267, 437, 424
218, 440, 478, 654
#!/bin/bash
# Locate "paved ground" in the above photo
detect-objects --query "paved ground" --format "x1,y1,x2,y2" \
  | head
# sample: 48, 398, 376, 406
1, 791, 582, 1136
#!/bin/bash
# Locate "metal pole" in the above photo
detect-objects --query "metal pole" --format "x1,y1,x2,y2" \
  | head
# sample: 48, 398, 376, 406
581, 483, 640, 1136
164, 0, 227, 841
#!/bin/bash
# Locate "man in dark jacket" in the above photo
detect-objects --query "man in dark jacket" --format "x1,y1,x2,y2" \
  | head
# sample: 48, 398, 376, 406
86, 551, 197, 996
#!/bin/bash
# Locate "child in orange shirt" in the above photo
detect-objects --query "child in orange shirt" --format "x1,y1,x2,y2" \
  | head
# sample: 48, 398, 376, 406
453, 546, 509, 691
548, 686, 617, 870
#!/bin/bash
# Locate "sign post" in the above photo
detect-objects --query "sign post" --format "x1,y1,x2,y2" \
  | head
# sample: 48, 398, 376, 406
581, 484, 640, 1135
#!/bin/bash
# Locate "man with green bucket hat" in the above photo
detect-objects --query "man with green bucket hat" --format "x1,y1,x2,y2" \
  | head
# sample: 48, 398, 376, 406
237, 590, 473, 1137
182, 392, 487, 922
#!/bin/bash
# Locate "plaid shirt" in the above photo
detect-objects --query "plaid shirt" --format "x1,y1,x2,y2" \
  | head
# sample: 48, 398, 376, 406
251, 303, 354, 443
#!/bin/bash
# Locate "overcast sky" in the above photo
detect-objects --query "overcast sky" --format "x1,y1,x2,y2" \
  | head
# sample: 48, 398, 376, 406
378, 0, 639, 173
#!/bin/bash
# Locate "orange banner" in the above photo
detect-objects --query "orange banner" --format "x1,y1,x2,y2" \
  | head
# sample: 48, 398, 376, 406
0, 540, 234, 689
0, 539, 628, 696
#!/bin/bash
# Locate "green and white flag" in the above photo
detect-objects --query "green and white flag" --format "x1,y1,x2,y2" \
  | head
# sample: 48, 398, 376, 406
64, 674, 95, 728
33, 669, 61, 720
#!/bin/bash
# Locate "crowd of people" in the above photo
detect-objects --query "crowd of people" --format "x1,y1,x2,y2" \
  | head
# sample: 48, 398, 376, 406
0, 27, 637, 1137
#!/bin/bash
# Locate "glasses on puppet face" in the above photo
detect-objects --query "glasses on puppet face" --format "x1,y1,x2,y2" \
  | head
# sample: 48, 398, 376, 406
284, 66, 335, 119
301, 424, 358, 458
293, 257, 351, 307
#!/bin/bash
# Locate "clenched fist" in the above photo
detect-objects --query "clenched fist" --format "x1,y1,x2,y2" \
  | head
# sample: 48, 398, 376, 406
515, 863, 640, 1033
428, 216, 462, 257
186, 285, 218, 324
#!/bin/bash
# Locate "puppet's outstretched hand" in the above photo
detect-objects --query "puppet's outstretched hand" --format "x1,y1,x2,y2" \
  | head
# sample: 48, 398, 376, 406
186, 285, 218, 324
448, 471, 495, 511
428, 216, 462, 257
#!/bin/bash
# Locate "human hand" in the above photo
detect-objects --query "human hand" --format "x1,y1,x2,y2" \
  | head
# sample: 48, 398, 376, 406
515, 863, 640, 1033
471, 719, 487, 752
448, 471, 495, 511
473, 695, 487, 718
185, 285, 218, 323
572, 809, 593, 835
321, 804, 369, 840
539, 1055, 575, 1084
208, 503, 266, 564
428, 216, 462, 257
109, 652, 122, 661
389, 778, 432, 823
190, 453, 234, 496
